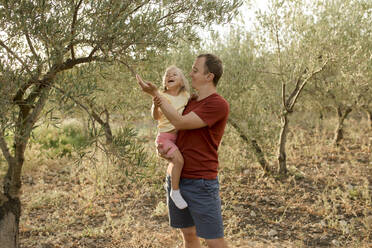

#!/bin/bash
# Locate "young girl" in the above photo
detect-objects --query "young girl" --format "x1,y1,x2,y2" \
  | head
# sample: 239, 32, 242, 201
140, 65, 190, 209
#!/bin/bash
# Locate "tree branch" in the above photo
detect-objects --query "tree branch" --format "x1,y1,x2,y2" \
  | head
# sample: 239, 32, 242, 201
24, 32, 40, 62
118, 60, 137, 77
126, 2, 148, 17
273, 24, 286, 111
282, 82, 287, 111
155, 5, 189, 24
13, 79, 39, 104
69, 0, 84, 60
228, 118, 269, 172
0, 39, 32, 75
52, 85, 91, 119
0, 130, 14, 165
91, 108, 113, 145
286, 72, 303, 109
88, 46, 99, 58
21, 86, 50, 144
56, 56, 99, 73
288, 60, 329, 110
50, 85, 97, 136
13, 55, 99, 134
275, 25, 282, 72
26, 56, 97, 105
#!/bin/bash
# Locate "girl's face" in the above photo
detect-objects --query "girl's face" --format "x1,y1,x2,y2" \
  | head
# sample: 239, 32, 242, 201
164, 68, 183, 92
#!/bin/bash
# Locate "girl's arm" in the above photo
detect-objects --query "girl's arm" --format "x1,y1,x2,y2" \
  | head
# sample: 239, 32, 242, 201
153, 95, 207, 130
151, 101, 161, 120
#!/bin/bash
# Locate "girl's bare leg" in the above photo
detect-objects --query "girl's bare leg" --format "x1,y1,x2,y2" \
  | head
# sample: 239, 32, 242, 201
169, 149, 187, 209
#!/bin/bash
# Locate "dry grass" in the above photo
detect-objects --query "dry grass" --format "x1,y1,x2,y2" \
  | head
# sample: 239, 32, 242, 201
0, 117, 370, 247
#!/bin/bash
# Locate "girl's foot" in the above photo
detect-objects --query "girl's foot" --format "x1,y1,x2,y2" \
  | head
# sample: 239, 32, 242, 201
170, 189, 188, 209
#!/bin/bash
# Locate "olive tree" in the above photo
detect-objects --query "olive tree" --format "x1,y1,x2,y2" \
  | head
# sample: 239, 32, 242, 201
0, 0, 242, 246
304, 0, 372, 144
254, 0, 332, 175
209, 28, 274, 172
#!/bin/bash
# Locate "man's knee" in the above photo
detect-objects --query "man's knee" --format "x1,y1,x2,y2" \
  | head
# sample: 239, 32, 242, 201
205, 238, 228, 248
181, 226, 197, 241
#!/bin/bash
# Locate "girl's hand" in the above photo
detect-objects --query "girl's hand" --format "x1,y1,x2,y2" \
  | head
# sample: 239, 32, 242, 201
153, 96, 162, 107
136, 74, 158, 96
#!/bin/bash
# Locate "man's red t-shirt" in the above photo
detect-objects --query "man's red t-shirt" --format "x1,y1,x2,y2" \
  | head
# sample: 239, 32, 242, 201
176, 93, 229, 179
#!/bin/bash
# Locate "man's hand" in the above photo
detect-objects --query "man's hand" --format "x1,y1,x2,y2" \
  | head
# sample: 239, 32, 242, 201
157, 143, 173, 161
190, 93, 198, 100
136, 74, 158, 96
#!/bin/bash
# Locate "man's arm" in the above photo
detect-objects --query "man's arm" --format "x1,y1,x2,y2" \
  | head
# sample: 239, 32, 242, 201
136, 74, 206, 130
153, 95, 207, 130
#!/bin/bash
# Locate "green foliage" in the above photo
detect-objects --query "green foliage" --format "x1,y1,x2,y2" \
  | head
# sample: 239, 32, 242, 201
0, 0, 243, 73
217, 28, 281, 144
303, 0, 372, 115
169, 0, 371, 169
34, 124, 91, 158
0, 0, 244, 157
113, 126, 149, 169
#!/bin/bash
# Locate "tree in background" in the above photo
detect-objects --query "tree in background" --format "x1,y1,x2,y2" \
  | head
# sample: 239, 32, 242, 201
251, 0, 371, 172
168, 0, 371, 177
0, 0, 242, 246
212, 28, 274, 173
254, 0, 336, 175
304, 0, 372, 144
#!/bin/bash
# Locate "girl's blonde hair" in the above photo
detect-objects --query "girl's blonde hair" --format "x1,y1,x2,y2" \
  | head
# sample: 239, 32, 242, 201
162, 65, 190, 94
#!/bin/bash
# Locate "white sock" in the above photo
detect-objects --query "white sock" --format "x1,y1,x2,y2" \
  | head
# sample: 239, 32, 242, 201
170, 189, 188, 209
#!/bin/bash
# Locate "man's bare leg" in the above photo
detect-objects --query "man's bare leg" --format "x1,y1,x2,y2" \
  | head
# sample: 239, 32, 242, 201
181, 226, 201, 248
205, 238, 228, 248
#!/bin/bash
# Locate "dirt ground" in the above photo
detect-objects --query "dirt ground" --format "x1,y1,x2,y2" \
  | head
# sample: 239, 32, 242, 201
16, 134, 370, 248
0, 119, 369, 247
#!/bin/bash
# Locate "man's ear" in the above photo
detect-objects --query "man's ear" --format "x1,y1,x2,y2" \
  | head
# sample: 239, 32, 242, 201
207, 72, 215, 82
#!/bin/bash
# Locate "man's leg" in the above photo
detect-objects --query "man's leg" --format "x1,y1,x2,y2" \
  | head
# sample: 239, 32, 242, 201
205, 238, 228, 248
181, 226, 201, 248
179, 178, 225, 245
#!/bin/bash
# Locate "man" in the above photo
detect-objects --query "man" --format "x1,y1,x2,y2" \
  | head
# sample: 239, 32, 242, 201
137, 54, 229, 248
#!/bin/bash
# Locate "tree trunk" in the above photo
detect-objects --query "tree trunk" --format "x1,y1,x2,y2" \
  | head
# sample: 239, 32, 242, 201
228, 119, 270, 173
277, 113, 289, 175
91, 109, 113, 145
333, 106, 352, 145
0, 144, 26, 248
0, 195, 21, 248
250, 139, 269, 173
366, 109, 372, 130
0, 82, 50, 247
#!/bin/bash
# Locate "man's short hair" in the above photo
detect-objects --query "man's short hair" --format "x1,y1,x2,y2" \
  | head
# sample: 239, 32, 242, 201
197, 54, 223, 86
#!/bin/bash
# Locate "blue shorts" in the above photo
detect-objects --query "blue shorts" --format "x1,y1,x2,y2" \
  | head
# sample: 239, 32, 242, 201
165, 175, 224, 239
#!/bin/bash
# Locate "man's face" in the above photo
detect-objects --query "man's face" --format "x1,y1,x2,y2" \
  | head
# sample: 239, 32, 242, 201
190, 57, 208, 89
